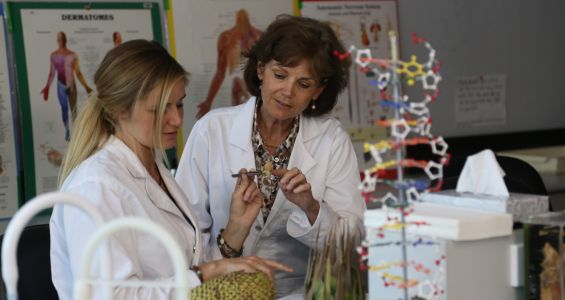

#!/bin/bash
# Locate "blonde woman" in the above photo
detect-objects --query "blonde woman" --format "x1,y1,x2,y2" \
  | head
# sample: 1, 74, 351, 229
50, 40, 290, 300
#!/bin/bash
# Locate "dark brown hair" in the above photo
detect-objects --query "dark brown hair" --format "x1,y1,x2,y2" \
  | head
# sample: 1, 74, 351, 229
243, 15, 351, 116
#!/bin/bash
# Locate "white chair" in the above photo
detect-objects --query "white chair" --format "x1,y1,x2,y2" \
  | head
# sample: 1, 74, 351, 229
1, 192, 112, 300
74, 217, 190, 300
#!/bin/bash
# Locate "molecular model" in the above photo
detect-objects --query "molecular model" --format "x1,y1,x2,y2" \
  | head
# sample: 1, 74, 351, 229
336, 32, 449, 299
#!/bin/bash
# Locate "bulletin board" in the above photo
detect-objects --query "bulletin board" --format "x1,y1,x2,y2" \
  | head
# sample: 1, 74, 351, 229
9, 1, 163, 200
397, 0, 565, 139
0, 3, 20, 217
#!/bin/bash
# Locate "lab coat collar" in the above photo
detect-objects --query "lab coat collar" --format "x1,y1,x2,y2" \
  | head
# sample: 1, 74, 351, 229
226, 97, 321, 226
229, 97, 256, 151
228, 97, 322, 149
105, 137, 183, 216
156, 161, 203, 261
106, 137, 201, 245
105, 136, 146, 179
106, 137, 183, 216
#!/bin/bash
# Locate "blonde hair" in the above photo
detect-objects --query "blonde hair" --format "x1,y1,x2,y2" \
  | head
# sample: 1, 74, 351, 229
58, 40, 187, 186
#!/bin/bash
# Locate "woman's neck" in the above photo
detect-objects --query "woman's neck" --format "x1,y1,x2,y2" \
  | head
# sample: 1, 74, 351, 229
258, 106, 293, 139
115, 132, 158, 180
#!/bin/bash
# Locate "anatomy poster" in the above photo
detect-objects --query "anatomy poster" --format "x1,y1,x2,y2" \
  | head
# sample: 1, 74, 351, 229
173, 0, 294, 138
10, 2, 162, 199
0, 4, 20, 217
301, 0, 399, 129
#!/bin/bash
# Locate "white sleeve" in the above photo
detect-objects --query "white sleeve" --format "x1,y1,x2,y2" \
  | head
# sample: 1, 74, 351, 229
55, 179, 200, 300
176, 121, 222, 261
286, 126, 366, 249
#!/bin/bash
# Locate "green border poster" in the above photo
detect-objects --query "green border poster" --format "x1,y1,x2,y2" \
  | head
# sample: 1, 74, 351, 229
9, 2, 163, 200
0, 3, 20, 217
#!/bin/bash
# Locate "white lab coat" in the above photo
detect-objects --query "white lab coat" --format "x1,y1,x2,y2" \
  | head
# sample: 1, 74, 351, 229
176, 97, 366, 298
50, 137, 204, 300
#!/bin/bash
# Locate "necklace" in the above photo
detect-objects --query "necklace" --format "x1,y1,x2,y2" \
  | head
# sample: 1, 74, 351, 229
257, 113, 292, 150
263, 141, 279, 148
259, 128, 285, 149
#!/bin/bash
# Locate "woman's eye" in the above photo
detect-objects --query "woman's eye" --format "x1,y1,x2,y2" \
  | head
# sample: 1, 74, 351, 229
176, 102, 184, 108
299, 82, 311, 89
274, 73, 285, 79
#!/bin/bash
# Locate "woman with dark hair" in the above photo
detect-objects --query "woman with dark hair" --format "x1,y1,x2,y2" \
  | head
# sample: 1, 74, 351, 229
176, 15, 366, 298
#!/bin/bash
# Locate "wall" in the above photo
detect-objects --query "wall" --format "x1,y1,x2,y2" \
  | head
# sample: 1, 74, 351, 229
397, 0, 565, 138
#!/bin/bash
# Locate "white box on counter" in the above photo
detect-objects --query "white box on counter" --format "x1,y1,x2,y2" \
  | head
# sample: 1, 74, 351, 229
364, 202, 516, 300
420, 190, 549, 219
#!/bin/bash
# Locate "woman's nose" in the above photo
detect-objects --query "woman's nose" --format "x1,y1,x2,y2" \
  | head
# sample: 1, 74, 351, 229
166, 107, 183, 126
281, 80, 295, 97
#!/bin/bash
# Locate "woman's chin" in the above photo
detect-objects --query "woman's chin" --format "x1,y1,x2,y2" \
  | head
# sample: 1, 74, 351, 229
161, 134, 178, 148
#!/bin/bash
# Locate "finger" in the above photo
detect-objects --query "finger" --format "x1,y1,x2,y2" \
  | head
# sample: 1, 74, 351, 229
243, 257, 275, 280
243, 182, 257, 201
250, 189, 263, 206
281, 168, 302, 185
235, 168, 250, 189
278, 171, 293, 186
292, 182, 311, 194
258, 258, 294, 273
245, 256, 294, 273
271, 168, 287, 178
234, 257, 272, 279
290, 168, 302, 177
285, 173, 306, 191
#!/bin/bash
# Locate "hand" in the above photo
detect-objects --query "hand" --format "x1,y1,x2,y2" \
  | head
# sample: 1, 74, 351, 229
196, 101, 211, 119
273, 168, 320, 224
198, 256, 293, 282
224, 169, 263, 250
40, 87, 49, 101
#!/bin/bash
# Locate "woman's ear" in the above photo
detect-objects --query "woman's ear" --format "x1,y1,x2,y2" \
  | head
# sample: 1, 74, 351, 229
256, 63, 265, 81
117, 110, 129, 121
313, 85, 325, 100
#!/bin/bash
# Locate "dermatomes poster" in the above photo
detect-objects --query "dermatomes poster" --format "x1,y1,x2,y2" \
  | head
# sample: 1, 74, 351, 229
10, 2, 162, 199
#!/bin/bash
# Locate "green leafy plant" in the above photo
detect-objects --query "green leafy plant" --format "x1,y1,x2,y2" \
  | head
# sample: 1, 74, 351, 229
305, 219, 365, 300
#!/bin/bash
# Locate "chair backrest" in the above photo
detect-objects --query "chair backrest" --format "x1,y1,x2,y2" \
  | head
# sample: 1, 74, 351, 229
1, 192, 109, 300
441, 154, 548, 196
0, 224, 58, 300
496, 155, 547, 195
74, 217, 189, 300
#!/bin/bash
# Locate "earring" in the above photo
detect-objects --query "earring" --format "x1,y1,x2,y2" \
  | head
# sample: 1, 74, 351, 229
311, 99, 316, 110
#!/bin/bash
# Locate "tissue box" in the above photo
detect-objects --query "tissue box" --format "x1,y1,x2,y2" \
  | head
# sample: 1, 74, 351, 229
364, 203, 515, 300
420, 190, 549, 219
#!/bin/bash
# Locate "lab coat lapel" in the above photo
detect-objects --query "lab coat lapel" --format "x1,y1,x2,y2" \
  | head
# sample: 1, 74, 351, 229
108, 138, 183, 219
264, 116, 319, 227
157, 161, 200, 230
108, 137, 201, 261
157, 161, 202, 262
145, 170, 185, 220
228, 97, 257, 175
